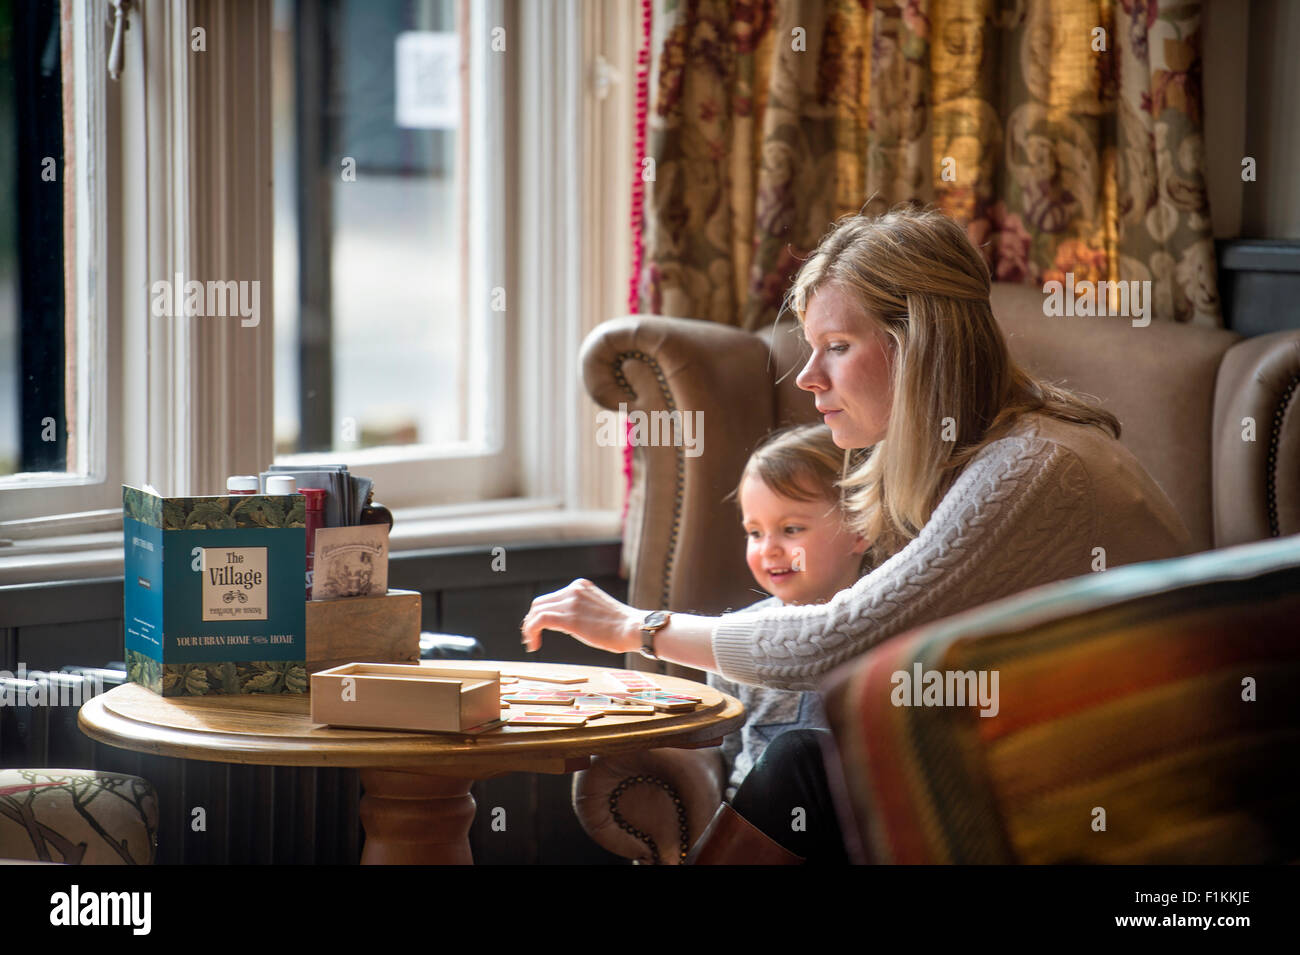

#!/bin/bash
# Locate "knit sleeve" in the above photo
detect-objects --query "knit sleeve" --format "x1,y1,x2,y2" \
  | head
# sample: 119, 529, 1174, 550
710, 434, 1095, 690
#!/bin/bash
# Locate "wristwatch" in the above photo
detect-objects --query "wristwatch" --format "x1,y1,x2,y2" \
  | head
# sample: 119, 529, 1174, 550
639, 610, 672, 661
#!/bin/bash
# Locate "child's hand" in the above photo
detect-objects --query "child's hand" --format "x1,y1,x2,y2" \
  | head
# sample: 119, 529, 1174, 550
521, 579, 643, 655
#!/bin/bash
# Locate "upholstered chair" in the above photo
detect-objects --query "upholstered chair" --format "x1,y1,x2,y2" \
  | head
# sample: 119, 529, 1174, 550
571, 282, 1300, 863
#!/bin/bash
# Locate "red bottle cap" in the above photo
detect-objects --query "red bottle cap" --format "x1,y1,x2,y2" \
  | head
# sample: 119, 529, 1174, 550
300, 488, 327, 511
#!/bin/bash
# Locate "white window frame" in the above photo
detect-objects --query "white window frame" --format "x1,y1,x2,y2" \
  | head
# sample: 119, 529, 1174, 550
0, 0, 122, 535
0, 0, 630, 583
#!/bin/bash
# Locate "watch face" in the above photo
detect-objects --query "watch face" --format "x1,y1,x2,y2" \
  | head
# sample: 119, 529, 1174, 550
645, 611, 669, 629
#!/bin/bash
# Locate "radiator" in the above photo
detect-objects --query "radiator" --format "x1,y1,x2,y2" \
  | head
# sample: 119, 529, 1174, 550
0, 666, 362, 864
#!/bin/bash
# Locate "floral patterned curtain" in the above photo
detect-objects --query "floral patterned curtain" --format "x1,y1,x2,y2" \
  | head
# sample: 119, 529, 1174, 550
640, 0, 1221, 328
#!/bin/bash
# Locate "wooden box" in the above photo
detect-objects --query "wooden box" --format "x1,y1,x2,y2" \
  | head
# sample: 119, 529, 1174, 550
310, 663, 501, 732
305, 589, 421, 675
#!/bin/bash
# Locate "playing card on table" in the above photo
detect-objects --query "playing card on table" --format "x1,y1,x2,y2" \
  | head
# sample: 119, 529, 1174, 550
608, 670, 660, 690
501, 692, 574, 705
524, 709, 601, 721
629, 692, 697, 712
500, 671, 588, 685
509, 713, 589, 726
606, 691, 661, 703
595, 703, 656, 715
637, 689, 702, 703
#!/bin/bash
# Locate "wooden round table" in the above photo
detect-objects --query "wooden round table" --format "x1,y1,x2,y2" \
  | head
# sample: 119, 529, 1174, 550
78, 661, 744, 864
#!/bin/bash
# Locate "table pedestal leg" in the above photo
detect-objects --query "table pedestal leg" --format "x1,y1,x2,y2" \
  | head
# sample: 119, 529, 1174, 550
359, 769, 476, 865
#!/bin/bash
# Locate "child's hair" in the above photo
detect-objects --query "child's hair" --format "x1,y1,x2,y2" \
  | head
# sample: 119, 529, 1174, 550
726, 423, 874, 575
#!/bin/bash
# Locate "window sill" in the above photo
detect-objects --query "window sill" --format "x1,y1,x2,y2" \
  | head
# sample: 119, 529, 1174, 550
0, 500, 624, 587
389, 500, 623, 551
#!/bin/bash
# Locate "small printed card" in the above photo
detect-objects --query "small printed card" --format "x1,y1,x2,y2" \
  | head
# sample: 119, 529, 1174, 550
608, 670, 660, 691
502, 692, 574, 705
201, 546, 269, 621
310, 525, 389, 600
509, 713, 588, 726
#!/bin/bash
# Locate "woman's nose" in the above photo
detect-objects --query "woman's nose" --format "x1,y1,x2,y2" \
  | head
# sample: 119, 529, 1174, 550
795, 354, 823, 392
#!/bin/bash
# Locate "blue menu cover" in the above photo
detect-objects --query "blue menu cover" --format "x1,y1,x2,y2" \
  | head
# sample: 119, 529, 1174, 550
123, 486, 308, 696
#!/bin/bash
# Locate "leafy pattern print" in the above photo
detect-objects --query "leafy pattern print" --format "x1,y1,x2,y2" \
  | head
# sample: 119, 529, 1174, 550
126, 649, 163, 695
641, 0, 1219, 329
123, 488, 305, 529
159, 661, 309, 697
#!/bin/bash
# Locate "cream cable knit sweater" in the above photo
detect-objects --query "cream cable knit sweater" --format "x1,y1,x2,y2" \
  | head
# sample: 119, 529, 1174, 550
711, 412, 1192, 691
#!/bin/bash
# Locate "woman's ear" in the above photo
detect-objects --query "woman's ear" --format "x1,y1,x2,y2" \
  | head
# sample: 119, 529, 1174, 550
850, 532, 870, 556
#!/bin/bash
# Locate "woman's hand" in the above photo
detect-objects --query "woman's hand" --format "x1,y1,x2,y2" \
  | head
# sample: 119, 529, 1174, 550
521, 578, 643, 654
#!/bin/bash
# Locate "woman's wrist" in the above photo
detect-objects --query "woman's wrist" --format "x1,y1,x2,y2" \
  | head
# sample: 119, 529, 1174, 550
645, 612, 719, 672
624, 611, 646, 654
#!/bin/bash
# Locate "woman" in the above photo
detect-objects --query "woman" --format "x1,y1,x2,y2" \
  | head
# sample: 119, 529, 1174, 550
522, 205, 1192, 862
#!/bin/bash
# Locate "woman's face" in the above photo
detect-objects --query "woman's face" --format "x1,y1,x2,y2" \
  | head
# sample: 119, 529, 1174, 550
739, 475, 867, 605
795, 284, 897, 448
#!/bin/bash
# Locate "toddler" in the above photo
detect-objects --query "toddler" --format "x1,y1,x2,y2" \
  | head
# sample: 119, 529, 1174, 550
709, 423, 870, 800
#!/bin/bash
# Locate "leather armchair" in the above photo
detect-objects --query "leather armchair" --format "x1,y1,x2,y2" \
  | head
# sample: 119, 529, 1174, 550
571, 282, 1300, 863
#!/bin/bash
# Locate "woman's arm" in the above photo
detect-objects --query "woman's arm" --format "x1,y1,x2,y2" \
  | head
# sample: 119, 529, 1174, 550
523, 434, 1095, 691
519, 578, 719, 672
709, 437, 1093, 689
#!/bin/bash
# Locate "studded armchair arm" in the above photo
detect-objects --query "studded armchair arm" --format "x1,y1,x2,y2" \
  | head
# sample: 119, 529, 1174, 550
571, 746, 727, 864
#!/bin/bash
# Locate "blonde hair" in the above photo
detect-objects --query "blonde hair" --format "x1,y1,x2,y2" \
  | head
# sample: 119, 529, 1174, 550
727, 423, 846, 507
786, 204, 1119, 562
726, 423, 871, 577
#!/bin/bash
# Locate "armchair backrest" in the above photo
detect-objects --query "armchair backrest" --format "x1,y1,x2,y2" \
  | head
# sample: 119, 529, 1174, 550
582, 284, 1300, 621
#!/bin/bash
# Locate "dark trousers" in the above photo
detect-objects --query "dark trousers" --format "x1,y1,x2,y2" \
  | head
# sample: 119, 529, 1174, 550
729, 728, 851, 864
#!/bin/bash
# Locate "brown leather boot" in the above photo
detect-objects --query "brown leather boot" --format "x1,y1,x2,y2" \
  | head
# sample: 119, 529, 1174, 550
684, 803, 804, 865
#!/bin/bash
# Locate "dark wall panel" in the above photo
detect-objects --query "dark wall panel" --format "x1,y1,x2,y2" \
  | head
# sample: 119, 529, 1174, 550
16, 619, 123, 671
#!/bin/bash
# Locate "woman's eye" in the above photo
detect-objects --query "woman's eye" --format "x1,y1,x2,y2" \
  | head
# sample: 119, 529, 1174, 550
828, 343, 848, 354
784, 526, 804, 535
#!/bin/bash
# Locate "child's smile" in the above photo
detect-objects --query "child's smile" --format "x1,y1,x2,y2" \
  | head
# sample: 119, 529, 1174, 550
740, 475, 868, 606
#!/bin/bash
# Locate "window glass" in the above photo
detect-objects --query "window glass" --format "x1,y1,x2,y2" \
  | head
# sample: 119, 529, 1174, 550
0, 0, 65, 476
273, 0, 468, 456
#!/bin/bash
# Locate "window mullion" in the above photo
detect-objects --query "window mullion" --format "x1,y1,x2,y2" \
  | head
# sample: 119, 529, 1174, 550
185, 0, 276, 494
126, 0, 275, 498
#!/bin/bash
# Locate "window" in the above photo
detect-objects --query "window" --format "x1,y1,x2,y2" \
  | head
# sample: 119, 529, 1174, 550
271, 0, 513, 509
0, 0, 121, 534
0, 0, 628, 580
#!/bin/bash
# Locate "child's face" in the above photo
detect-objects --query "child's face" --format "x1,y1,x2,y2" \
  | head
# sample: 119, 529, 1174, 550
739, 474, 868, 606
